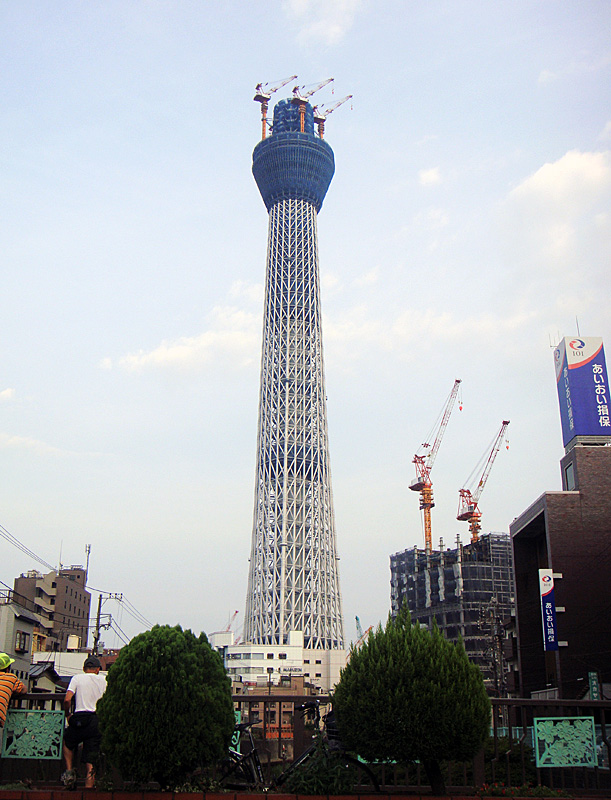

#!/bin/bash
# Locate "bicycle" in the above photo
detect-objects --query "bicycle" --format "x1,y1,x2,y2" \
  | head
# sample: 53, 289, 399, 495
218, 719, 265, 789
272, 700, 379, 792
218, 700, 379, 792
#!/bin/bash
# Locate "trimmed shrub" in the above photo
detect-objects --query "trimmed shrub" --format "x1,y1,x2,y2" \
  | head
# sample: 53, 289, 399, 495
333, 606, 491, 794
97, 624, 234, 789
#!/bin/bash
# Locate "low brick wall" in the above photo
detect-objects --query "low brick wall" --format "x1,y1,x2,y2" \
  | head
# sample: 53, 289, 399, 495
0, 792, 600, 800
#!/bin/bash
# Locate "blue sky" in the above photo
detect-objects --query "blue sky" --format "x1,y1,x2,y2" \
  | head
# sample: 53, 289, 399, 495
1, 1, 610, 646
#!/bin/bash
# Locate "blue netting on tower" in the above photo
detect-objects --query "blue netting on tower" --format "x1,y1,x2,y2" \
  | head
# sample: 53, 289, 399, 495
272, 98, 315, 136
252, 134, 335, 212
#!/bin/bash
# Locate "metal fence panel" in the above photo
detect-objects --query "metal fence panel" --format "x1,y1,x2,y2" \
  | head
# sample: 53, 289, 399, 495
1, 709, 65, 759
534, 716, 598, 768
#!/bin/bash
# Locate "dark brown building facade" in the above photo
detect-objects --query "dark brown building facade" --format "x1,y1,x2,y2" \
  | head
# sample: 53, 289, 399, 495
510, 445, 611, 698
14, 566, 90, 651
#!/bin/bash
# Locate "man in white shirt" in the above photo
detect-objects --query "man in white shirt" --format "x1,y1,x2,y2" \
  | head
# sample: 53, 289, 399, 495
62, 655, 107, 789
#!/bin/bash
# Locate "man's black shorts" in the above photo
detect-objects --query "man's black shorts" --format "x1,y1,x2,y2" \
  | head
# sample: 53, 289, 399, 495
63, 711, 101, 763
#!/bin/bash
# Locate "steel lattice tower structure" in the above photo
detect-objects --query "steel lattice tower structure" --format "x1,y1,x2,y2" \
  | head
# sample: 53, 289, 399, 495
244, 97, 344, 651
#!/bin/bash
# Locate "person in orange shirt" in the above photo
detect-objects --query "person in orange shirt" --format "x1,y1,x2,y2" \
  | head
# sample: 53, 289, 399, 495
0, 653, 27, 730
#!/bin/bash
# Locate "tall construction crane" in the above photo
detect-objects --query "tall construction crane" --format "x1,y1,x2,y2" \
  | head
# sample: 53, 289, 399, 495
254, 75, 298, 140
409, 379, 462, 554
291, 78, 334, 132
457, 420, 510, 543
222, 610, 239, 632
354, 616, 373, 649
313, 95, 353, 139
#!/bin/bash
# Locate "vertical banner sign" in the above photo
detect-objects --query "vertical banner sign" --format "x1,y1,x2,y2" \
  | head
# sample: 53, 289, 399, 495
554, 337, 610, 447
589, 671, 601, 700
539, 569, 558, 651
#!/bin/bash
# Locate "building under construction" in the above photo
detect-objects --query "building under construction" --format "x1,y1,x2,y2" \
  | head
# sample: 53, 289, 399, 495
390, 532, 514, 694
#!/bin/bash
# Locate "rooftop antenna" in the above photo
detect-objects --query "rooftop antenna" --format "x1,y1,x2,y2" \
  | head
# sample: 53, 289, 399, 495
58, 541, 63, 572
576, 316, 581, 336
85, 544, 91, 578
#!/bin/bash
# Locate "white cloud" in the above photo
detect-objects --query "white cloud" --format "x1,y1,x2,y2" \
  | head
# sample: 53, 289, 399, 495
0, 432, 67, 457
229, 280, 264, 304
599, 121, 611, 141
510, 150, 611, 211
538, 69, 557, 86
0, 388, 15, 402
321, 272, 342, 292
112, 306, 260, 373
418, 167, 442, 186
538, 52, 611, 85
353, 267, 379, 287
282, 0, 364, 45
413, 207, 449, 229
505, 150, 611, 268
323, 303, 537, 369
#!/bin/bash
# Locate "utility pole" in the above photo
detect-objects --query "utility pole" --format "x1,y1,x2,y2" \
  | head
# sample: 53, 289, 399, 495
92, 592, 123, 655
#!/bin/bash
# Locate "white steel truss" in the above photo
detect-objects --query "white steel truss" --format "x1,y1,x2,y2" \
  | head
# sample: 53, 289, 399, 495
244, 198, 344, 650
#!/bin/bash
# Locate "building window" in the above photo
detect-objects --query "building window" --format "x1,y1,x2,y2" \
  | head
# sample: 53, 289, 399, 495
564, 461, 575, 491
315, 673, 322, 678
304, 659, 310, 664
278, 653, 287, 660
15, 630, 30, 653
315, 659, 322, 664
267, 653, 274, 659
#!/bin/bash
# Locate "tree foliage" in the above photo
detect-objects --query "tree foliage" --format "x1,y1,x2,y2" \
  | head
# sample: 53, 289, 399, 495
97, 624, 234, 789
333, 606, 491, 794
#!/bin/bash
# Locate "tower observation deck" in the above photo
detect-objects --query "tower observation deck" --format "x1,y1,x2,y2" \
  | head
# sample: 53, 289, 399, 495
244, 97, 345, 650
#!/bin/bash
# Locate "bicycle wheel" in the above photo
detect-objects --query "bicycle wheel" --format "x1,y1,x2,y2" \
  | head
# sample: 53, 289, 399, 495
272, 744, 315, 787
219, 751, 258, 788
341, 752, 380, 791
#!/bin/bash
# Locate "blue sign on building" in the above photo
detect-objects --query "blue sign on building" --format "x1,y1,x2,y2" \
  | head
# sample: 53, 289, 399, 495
554, 337, 610, 448
539, 569, 558, 652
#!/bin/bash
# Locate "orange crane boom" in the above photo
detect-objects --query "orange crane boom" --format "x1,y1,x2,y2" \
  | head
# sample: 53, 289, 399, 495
457, 420, 510, 543
409, 379, 462, 553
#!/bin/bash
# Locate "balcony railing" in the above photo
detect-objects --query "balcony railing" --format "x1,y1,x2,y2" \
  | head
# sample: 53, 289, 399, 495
0, 692, 609, 792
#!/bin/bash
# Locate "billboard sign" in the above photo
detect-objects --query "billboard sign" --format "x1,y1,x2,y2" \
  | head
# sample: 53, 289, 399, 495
539, 569, 558, 651
554, 337, 610, 447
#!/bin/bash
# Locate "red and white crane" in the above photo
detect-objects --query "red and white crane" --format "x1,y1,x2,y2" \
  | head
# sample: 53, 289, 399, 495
313, 95, 353, 139
409, 379, 462, 553
291, 78, 334, 132
457, 420, 510, 543
254, 75, 298, 140
222, 610, 239, 632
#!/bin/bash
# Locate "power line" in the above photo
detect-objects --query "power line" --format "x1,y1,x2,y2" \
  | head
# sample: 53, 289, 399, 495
86, 585, 153, 633
109, 619, 131, 646
121, 597, 153, 628
0, 523, 55, 572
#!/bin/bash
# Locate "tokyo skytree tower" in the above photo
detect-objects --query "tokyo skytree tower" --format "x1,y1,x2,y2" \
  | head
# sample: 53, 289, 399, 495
244, 84, 345, 651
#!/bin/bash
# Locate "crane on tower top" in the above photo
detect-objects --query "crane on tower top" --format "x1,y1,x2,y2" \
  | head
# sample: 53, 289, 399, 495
457, 420, 510, 543
254, 75, 298, 140
409, 379, 462, 554
291, 78, 334, 132
313, 95, 353, 139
